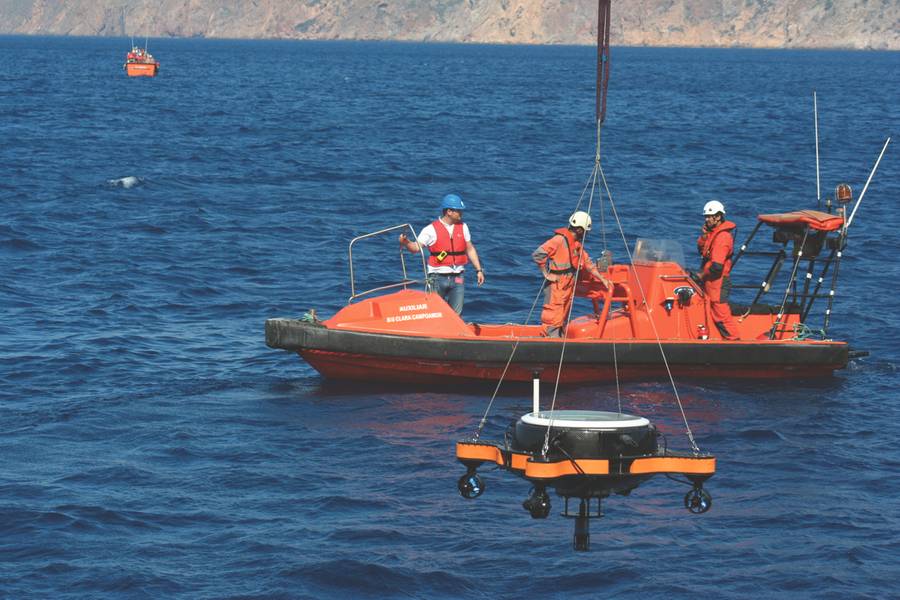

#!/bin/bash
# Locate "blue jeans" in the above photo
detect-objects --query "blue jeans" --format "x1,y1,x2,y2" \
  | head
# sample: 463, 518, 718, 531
430, 272, 465, 314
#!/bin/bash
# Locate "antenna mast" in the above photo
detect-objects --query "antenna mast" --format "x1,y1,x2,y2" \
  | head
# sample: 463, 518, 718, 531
814, 91, 821, 209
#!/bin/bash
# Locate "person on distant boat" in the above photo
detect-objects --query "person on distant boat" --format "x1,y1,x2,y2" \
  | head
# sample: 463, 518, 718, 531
533, 211, 611, 338
399, 193, 484, 314
696, 200, 740, 340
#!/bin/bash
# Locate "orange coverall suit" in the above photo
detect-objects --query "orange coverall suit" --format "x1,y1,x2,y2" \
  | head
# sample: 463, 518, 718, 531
533, 228, 603, 337
697, 220, 739, 340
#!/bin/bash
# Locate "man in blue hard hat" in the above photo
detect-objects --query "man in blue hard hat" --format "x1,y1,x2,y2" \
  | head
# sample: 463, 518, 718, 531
399, 193, 485, 314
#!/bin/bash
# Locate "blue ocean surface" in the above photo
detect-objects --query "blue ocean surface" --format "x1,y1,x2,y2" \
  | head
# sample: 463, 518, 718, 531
2, 36, 899, 598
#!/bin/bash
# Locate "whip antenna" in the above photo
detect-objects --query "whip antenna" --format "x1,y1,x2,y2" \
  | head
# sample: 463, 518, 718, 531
814, 91, 821, 210
847, 137, 890, 229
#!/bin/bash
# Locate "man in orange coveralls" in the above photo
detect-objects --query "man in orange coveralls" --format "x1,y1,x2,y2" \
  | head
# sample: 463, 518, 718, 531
696, 200, 740, 340
532, 211, 611, 338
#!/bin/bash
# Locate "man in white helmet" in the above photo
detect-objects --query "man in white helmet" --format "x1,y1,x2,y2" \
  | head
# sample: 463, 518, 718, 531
696, 200, 739, 340
532, 211, 611, 337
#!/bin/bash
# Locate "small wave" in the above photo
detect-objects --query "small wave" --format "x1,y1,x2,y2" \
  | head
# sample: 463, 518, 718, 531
327, 526, 405, 543
312, 495, 394, 512
735, 428, 785, 441
281, 559, 471, 597
124, 223, 166, 235
177, 286, 223, 299
58, 464, 156, 486
0, 238, 42, 251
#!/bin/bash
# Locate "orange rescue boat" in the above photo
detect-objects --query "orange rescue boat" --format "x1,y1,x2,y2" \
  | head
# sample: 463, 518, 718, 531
265, 203, 865, 385
124, 45, 159, 77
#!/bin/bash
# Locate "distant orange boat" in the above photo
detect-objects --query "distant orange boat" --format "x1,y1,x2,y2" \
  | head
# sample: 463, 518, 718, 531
124, 45, 159, 77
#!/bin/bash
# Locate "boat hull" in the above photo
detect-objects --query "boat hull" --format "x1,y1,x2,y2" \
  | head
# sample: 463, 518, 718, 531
265, 317, 849, 384
125, 62, 158, 77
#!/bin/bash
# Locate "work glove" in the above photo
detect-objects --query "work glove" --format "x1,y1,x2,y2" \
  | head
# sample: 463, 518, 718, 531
688, 270, 704, 287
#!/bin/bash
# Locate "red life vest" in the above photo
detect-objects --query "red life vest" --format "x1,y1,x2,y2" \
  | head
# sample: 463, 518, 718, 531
427, 220, 468, 268
698, 220, 736, 279
546, 227, 583, 276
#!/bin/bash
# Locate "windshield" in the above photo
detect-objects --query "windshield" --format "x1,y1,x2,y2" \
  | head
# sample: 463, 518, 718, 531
632, 238, 685, 267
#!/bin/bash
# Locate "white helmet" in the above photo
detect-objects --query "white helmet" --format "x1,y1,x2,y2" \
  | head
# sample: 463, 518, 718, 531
703, 200, 725, 216
569, 211, 592, 231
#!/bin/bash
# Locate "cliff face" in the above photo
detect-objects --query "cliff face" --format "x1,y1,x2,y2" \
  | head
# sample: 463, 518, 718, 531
1, 0, 897, 50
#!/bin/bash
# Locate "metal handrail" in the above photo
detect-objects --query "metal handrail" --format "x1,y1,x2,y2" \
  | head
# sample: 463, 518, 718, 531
348, 223, 428, 304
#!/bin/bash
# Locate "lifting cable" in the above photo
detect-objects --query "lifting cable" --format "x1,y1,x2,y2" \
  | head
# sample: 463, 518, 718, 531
540, 154, 700, 456
476, 0, 701, 457
541, 0, 701, 457
595, 0, 619, 417
472, 279, 548, 439
596, 163, 700, 454
472, 146, 612, 440
541, 163, 601, 458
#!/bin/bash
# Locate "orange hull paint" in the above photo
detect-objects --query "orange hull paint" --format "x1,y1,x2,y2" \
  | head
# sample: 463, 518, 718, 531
125, 62, 158, 77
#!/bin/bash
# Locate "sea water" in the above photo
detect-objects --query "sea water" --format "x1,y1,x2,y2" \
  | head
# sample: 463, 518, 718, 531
1, 36, 899, 598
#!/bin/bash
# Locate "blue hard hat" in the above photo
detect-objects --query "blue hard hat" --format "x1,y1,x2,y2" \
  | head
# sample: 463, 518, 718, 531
440, 194, 466, 211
